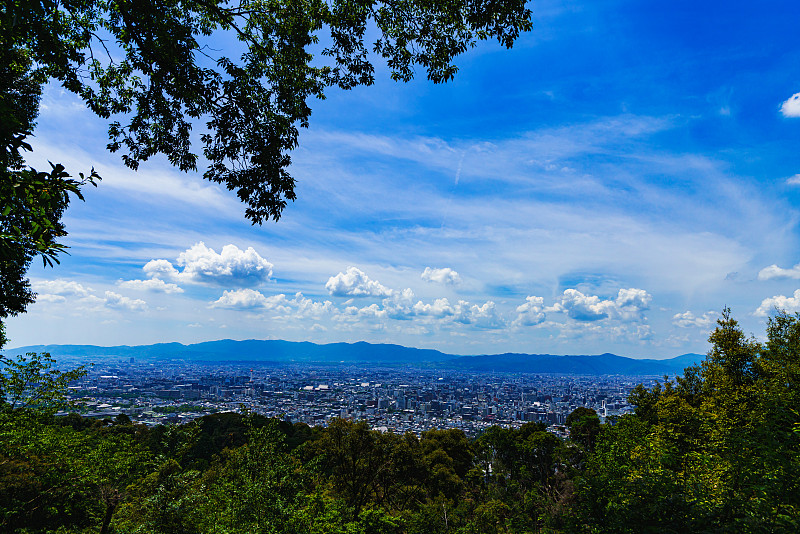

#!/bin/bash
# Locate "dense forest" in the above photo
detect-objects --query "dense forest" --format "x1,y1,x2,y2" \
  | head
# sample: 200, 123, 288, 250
1, 309, 799, 533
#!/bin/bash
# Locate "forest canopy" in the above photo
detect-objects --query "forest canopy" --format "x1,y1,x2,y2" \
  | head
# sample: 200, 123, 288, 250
1, 309, 799, 532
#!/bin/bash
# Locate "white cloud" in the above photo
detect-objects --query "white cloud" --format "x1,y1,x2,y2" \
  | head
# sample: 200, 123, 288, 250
513, 296, 546, 326
142, 259, 180, 280
35, 294, 67, 304
335, 293, 504, 329
325, 267, 393, 297
615, 288, 653, 319
672, 310, 717, 328
118, 278, 184, 293
211, 289, 289, 311
421, 267, 461, 285
464, 301, 505, 329
104, 291, 147, 311
32, 279, 91, 297
413, 297, 458, 318
212, 289, 270, 309
413, 297, 504, 328
176, 242, 272, 285
548, 289, 612, 321
74, 294, 107, 312
210, 290, 334, 318
30, 279, 119, 308
780, 92, 800, 118
291, 293, 336, 318
786, 174, 800, 185
756, 289, 800, 317
548, 288, 651, 322
381, 288, 416, 320
758, 263, 800, 280
550, 320, 654, 343
144, 242, 273, 287
24, 135, 236, 213
338, 290, 414, 320
342, 303, 384, 319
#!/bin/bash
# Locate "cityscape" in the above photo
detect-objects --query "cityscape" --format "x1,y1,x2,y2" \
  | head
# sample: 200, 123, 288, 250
66, 356, 655, 436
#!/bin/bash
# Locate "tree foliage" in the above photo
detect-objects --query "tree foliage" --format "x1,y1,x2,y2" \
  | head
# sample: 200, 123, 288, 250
573, 308, 800, 532
4, 0, 533, 224
4, 308, 800, 532
1, 0, 533, 340
0, 351, 87, 413
0, 46, 99, 339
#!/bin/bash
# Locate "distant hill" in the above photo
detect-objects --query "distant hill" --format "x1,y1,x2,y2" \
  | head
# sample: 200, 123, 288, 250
442, 352, 705, 375
5, 339, 704, 375
5, 339, 452, 365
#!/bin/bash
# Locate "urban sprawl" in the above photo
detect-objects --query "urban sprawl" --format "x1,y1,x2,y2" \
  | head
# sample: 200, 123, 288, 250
64, 358, 658, 436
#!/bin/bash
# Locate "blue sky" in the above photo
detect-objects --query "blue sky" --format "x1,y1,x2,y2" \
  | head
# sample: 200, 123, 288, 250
7, 0, 800, 357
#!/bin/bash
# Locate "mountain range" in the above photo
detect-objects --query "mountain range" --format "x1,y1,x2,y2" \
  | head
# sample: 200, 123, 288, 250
6, 339, 704, 376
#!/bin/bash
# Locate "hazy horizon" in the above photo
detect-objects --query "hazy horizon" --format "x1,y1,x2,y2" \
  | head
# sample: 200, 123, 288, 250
6, 336, 705, 362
